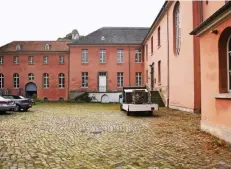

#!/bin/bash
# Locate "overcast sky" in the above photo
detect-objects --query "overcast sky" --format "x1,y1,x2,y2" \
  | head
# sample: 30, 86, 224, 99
0, 0, 165, 46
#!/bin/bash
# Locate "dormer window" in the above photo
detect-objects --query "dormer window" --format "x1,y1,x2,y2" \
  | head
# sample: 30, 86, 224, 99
45, 44, 51, 50
101, 36, 105, 41
16, 44, 23, 50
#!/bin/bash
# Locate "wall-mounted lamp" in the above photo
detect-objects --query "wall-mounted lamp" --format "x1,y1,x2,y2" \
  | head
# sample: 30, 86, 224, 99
210, 29, 218, 35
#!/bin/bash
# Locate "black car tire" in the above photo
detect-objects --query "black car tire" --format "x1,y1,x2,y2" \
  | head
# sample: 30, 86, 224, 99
23, 108, 29, 112
0, 111, 6, 114
15, 105, 20, 112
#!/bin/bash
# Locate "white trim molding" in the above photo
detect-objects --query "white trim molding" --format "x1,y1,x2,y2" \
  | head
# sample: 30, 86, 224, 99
201, 120, 231, 143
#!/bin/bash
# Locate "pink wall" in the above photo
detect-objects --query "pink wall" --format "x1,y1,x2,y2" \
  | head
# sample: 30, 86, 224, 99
0, 53, 69, 100
202, 1, 226, 21
69, 45, 144, 92
199, 18, 231, 127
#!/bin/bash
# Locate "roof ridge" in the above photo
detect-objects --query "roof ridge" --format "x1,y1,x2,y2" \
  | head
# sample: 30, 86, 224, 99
101, 27, 150, 29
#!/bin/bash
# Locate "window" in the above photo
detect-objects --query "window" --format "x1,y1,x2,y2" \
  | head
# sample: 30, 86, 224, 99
28, 56, 34, 64
82, 72, 88, 88
43, 56, 48, 64
117, 72, 124, 88
0, 74, 4, 88
136, 72, 142, 86
174, 2, 181, 55
16, 44, 23, 50
14, 56, 19, 64
117, 49, 124, 63
59, 56, 64, 64
82, 49, 88, 63
45, 44, 51, 50
43, 73, 49, 88
228, 35, 231, 91
158, 26, 161, 47
100, 49, 106, 63
13, 73, 19, 88
28, 73, 34, 81
158, 61, 161, 84
151, 36, 154, 54
0, 56, 3, 64
146, 44, 148, 60
135, 50, 142, 63
59, 73, 65, 88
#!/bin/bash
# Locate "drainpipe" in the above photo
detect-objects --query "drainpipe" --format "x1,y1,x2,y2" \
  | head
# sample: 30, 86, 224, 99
68, 46, 70, 100
128, 46, 131, 86
166, 8, 170, 108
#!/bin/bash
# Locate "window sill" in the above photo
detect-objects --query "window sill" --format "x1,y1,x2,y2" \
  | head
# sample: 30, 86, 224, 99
81, 87, 88, 89
117, 63, 124, 64
215, 93, 231, 99
81, 63, 88, 65
59, 63, 65, 65
99, 62, 107, 64
135, 62, 142, 64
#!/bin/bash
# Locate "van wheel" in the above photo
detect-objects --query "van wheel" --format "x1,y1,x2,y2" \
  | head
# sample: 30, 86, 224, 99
127, 111, 131, 116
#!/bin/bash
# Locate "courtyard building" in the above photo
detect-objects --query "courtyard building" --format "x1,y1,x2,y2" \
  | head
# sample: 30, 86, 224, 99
0, 0, 231, 143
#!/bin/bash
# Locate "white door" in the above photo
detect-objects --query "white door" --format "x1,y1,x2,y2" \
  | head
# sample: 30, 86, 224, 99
99, 72, 107, 92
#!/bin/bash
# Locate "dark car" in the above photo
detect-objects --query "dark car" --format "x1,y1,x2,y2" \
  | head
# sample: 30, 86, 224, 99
2, 95, 33, 112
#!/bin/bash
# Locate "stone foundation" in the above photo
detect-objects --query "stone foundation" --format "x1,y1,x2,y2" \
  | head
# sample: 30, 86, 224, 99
201, 120, 231, 143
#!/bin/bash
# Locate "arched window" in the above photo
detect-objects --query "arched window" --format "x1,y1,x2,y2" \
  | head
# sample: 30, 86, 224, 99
59, 73, 65, 88
28, 73, 34, 81
16, 44, 22, 50
228, 35, 231, 92
13, 73, 19, 88
173, 2, 181, 55
0, 74, 4, 88
43, 73, 49, 88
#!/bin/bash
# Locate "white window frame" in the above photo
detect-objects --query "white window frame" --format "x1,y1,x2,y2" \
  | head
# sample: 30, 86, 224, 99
135, 50, 142, 63
59, 56, 64, 64
14, 56, 19, 64
16, 44, 21, 50
136, 72, 142, 86
0, 74, 4, 88
100, 49, 106, 63
45, 44, 50, 50
43, 73, 49, 88
117, 72, 124, 88
82, 72, 88, 88
175, 2, 181, 55
59, 73, 65, 88
0, 56, 3, 64
228, 35, 231, 92
82, 49, 88, 63
43, 56, 48, 64
13, 73, 19, 89
28, 56, 34, 64
117, 49, 124, 63
28, 73, 34, 81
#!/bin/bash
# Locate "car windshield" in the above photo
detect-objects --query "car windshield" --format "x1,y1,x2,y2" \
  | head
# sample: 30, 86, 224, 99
3, 96, 14, 99
19, 96, 25, 99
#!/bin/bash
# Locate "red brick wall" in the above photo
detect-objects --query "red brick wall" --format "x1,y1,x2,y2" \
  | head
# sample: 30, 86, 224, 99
69, 45, 144, 92
0, 52, 69, 100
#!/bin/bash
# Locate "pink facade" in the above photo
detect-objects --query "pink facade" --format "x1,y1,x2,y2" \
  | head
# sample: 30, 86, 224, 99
190, 1, 231, 142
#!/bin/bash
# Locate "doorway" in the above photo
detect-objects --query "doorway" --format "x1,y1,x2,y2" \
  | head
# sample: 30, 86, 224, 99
25, 82, 37, 98
98, 72, 107, 92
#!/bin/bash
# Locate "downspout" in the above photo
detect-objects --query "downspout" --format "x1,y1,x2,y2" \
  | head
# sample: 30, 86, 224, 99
166, 8, 170, 108
129, 46, 131, 86
67, 46, 70, 100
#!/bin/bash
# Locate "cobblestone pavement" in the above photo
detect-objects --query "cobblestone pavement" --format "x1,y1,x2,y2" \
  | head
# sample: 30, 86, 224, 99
0, 103, 231, 169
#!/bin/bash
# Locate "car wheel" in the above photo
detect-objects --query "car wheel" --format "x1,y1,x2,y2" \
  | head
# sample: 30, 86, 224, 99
127, 111, 131, 116
23, 108, 29, 112
14, 105, 20, 112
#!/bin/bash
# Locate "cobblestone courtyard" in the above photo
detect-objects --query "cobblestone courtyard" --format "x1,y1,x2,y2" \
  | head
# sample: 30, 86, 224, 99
0, 103, 231, 169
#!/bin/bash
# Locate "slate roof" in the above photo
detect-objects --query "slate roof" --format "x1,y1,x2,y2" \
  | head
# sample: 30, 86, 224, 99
0, 41, 69, 53
70, 27, 150, 45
